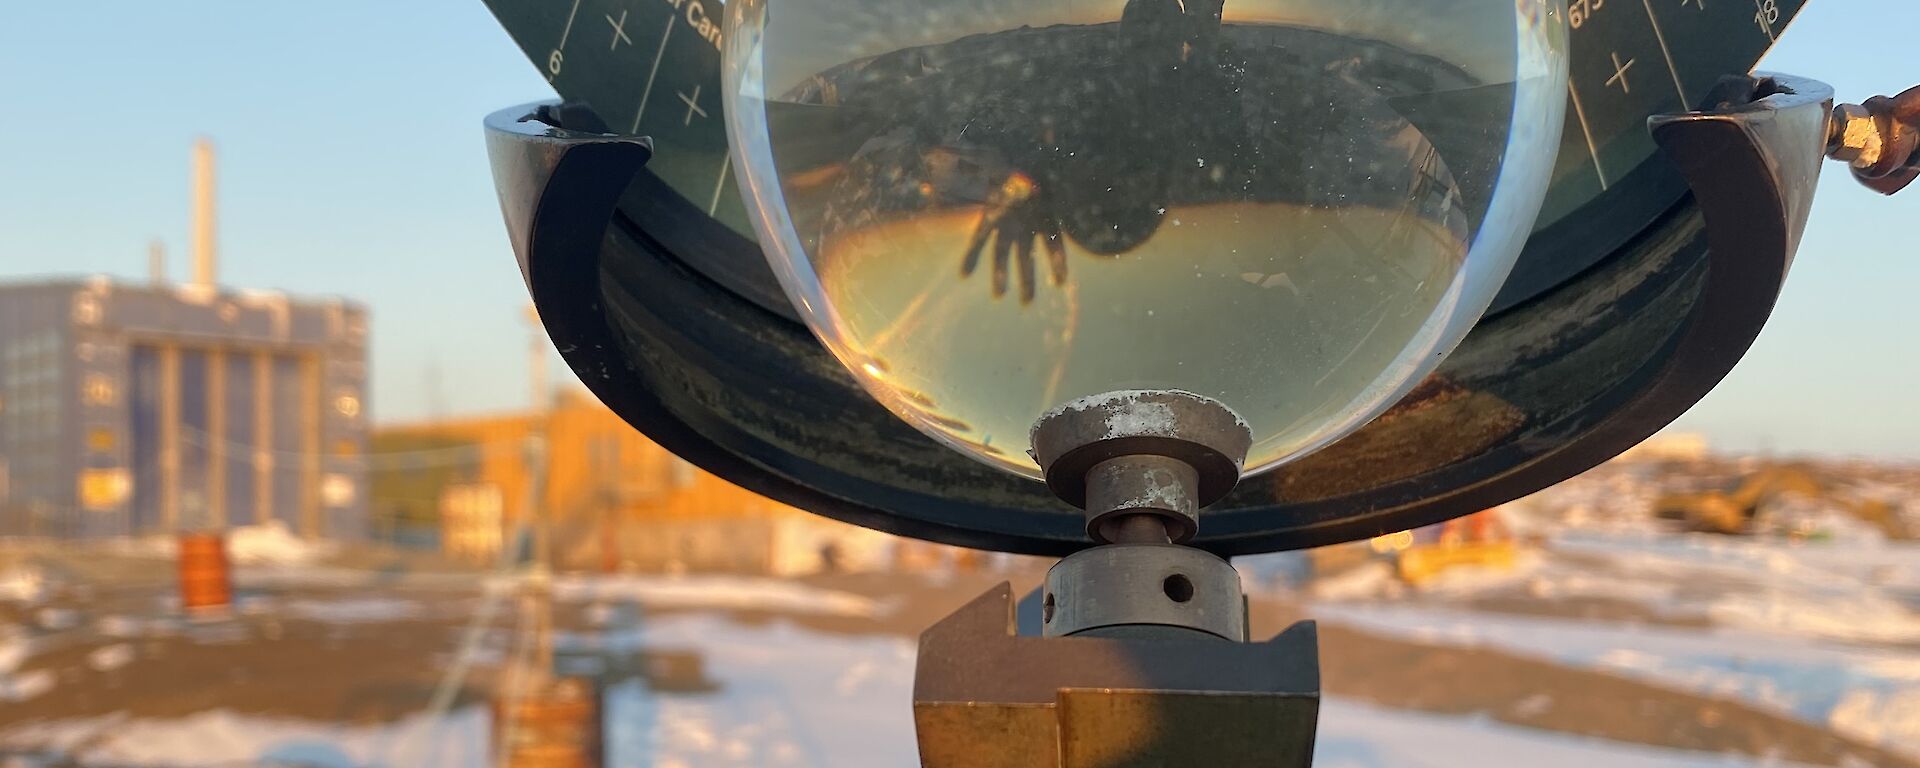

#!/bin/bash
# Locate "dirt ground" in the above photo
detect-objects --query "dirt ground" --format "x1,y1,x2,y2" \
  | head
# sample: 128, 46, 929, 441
1, 548, 1913, 768
803, 570, 1917, 768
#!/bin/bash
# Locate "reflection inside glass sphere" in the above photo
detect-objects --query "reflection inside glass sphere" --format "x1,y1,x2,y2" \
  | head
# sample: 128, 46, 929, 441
727, 0, 1566, 477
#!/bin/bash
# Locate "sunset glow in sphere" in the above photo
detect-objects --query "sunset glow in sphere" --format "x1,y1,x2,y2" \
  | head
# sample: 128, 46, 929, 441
723, 0, 1569, 479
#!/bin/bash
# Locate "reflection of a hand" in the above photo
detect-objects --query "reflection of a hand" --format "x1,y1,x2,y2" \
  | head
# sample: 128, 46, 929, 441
949, 0, 1232, 306
960, 172, 1069, 305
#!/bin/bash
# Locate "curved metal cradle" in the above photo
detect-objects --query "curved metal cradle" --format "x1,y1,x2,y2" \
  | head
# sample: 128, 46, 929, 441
484, 74, 1833, 556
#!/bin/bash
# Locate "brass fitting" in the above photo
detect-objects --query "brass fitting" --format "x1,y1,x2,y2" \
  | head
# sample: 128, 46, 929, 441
1827, 85, 1920, 195
1828, 102, 1883, 168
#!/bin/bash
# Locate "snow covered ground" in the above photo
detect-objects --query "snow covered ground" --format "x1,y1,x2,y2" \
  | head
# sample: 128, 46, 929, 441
2, 707, 490, 767
113, 522, 339, 567
0, 613, 1840, 768
548, 574, 889, 619
1548, 531, 1920, 633
1317, 603, 1920, 758
1303, 531, 1920, 759
4, 525, 1917, 766
0, 565, 46, 603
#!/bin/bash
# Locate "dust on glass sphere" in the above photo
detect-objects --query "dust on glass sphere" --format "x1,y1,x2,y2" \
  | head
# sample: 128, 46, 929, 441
723, 0, 1567, 479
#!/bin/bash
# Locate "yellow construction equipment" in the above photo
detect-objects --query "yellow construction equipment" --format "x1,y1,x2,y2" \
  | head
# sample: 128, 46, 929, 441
1850, 498, 1911, 539
1648, 464, 1912, 537
1394, 510, 1519, 586
1653, 465, 1820, 534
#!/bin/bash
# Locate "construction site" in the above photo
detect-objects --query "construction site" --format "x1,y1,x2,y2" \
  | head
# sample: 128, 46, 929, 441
366, 388, 910, 576
7, 171, 1919, 762
3, 445, 1919, 767
0, 140, 370, 542
4, 5, 1920, 758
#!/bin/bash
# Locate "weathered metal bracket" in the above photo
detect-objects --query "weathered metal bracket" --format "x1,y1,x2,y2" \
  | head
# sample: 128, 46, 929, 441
484, 71, 1840, 768
485, 71, 1833, 557
486, 102, 653, 290
913, 584, 1319, 768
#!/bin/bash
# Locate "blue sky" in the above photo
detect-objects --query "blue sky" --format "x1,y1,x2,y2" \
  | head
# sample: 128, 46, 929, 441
1, 1, 1916, 459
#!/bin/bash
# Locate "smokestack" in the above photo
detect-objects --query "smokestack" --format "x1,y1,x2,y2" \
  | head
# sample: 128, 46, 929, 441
149, 239, 167, 285
190, 138, 218, 290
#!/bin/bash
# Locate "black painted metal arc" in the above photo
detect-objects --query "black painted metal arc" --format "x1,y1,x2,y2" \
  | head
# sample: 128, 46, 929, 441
478, 0, 1811, 322
489, 72, 1827, 556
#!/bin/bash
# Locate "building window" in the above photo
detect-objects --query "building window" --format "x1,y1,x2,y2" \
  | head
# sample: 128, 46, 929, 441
82, 374, 117, 406
78, 468, 131, 511
87, 427, 116, 453
73, 297, 102, 325
322, 474, 356, 508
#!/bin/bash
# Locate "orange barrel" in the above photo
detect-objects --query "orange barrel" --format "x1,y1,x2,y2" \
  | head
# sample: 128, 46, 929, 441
493, 676, 604, 768
177, 532, 232, 613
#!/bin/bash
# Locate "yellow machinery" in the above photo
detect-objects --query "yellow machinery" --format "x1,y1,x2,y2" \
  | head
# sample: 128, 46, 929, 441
1653, 464, 1912, 538
1648, 465, 1914, 537
1387, 510, 1519, 586
1850, 498, 1911, 539
1652, 465, 1821, 534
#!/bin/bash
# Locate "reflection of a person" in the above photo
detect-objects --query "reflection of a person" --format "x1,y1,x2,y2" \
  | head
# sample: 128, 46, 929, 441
817, 0, 1464, 303
959, 0, 1245, 303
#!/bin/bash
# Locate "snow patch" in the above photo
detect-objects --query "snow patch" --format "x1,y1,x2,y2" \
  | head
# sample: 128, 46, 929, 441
227, 522, 337, 566
0, 612, 1845, 767
0, 668, 55, 702
1316, 698, 1830, 767
0, 565, 46, 603
548, 574, 888, 619
1315, 602, 1920, 758
1830, 687, 1920, 756
281, 598, 423, 624
87, 643, 135, 672
1707, 589, 1920, 644
1, 707, 487, 767
1551, 532, 1920, 644
0, 631, 29, 673
126, 521, 338, 566
36, 606, 80, 631
96, 614, 166, 639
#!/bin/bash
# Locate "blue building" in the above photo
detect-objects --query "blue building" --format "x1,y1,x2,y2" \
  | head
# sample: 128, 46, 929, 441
0, 277, 369, 539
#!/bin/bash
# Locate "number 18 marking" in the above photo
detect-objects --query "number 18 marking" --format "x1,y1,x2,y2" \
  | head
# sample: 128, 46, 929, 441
1752, 0, 1779, 38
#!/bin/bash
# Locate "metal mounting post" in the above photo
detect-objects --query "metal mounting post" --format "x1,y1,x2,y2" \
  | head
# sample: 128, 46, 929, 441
1030, 391, 1254, 641
914, 390, 1320, 767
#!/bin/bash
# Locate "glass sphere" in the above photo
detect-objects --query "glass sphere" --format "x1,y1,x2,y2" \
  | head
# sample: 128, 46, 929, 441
723, 0, 1567, 479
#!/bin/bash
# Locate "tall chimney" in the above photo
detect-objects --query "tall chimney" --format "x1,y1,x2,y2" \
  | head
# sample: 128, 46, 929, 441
190, 138, 218, 290
149, 239, 167, 285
